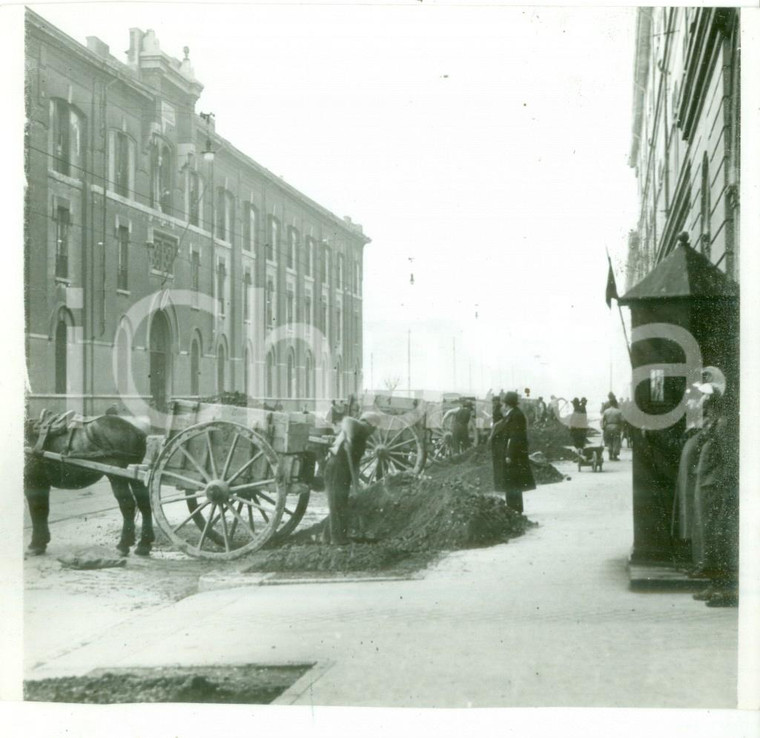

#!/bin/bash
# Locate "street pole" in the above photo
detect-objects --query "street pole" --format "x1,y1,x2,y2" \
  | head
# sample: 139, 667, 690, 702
370, 352, 374, 391
407, 329, 411, 397
452, 337, 456, 390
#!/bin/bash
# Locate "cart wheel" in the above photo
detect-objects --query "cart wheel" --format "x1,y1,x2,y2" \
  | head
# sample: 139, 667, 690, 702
359, 417, 427, 486
267, 485, 310, 545
429, 428, 455, 461
149, 421, 285, 560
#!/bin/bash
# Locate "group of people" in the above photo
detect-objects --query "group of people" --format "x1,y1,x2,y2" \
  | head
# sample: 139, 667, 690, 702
672, 368, 739, 607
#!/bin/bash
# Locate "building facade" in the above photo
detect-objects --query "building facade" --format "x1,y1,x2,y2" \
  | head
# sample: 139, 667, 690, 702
24, 9, 370, 418
622, 7, 740, 566
626, 7, 740, 288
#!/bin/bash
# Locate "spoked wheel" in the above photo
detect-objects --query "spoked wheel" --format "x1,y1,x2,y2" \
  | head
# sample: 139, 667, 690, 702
358, 417, 426, 486
429, 427, 456, 461
267, 484, 311, 545
149, 421, 285, 560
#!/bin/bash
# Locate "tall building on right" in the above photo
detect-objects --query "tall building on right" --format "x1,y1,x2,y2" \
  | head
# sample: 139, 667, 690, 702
620, 8, 741, 569
627, 7, 740, 290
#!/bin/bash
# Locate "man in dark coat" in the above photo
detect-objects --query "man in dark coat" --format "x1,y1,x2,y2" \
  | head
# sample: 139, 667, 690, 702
322, 414, 376, 545
450, 400, 473, 453
489, 391, 536, 513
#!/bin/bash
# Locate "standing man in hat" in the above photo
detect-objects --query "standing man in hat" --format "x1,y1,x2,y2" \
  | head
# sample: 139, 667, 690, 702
689, 369, 739, 607
489, 391, 536, 513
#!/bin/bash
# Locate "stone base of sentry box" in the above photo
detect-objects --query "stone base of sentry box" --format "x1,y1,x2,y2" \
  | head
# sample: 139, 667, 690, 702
628, 561, 710, 591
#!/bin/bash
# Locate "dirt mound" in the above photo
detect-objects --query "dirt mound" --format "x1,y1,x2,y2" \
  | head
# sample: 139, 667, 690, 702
529, 419, 600, 461
245, 448, 562, 574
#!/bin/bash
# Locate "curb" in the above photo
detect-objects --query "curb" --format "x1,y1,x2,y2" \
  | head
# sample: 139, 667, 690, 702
271, 660, 336, 705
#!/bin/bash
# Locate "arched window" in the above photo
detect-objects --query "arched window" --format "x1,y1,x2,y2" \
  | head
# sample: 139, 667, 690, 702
266, 350, 276, 398
305, 351, 314, 399
55, 319, 68, 394
287, 349, 296, 399
149, 310, 172, 410
150, 141, 173, 214
187, 170, 201, 226
190, 337, 201, 396
216, 341, 227, 394
50, 99, 84, 177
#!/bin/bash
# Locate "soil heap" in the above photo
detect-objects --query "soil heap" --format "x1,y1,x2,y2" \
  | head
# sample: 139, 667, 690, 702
245, 446, 563, 575
529, 418, 601, 461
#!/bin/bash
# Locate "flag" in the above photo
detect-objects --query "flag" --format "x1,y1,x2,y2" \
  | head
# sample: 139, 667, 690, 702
605, 257, 618, 308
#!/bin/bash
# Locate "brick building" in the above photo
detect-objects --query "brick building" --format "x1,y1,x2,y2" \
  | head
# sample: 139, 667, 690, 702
24, 9, 369, 418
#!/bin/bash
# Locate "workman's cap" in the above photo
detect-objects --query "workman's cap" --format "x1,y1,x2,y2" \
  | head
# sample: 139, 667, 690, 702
692, 366, 726, 397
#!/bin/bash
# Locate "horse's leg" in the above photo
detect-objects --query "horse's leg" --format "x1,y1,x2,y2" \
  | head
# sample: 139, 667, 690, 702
130, 480, 154, 557
109, 476, 136, 555
25, 484, 51, 555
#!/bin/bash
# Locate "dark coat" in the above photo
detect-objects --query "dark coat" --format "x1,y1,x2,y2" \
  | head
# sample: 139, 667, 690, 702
490, 405, 536, 512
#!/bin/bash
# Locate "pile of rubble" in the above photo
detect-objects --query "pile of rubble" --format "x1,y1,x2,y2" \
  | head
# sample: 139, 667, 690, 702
245, 445, 565, 574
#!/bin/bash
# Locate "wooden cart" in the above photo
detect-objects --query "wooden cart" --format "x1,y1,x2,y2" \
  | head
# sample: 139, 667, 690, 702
29, 399, 428, 561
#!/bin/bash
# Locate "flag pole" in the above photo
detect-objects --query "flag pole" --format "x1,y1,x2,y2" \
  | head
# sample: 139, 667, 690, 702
606, 248, 632, 365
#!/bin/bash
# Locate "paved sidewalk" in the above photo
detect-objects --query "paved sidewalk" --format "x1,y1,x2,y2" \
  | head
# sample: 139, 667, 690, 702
24, 449, 738, 708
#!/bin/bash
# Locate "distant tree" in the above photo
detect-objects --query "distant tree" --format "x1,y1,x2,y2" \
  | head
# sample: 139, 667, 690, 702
383, 375, 401, 396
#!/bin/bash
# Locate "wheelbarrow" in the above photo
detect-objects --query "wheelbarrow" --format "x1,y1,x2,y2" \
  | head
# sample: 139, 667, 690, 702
566, 445, 604, 472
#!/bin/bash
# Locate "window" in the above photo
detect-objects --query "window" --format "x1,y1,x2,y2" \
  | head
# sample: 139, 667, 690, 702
267, 217, 279, 261
287, 350, 296, 399
355, 261, 361, 295
320, 297, 327, 334
266, 278, 275, 327
191, 251, 200, 291
305, 351, 314, 398
243, 269, 252, 321
190, 338, 200, 396
243, 204, 257, 252
55, 206, 70, 279
113, 132, 131, 198
188, 171, 200, 226
216, 189, 233, 242
305, 238, 313, 276
117, 225, 129, 290
337, 254, 344, 289
50, 99, 83, 177
336, 307, 342, 343
287, 228, 298, 270
150, 232, 177, 275
55, 319, 68, 393
286, 289, 294, 325
304, 294, 312, 329
320, 246, 330, 283
151, 142, 173, 214
217, 258, 227, 315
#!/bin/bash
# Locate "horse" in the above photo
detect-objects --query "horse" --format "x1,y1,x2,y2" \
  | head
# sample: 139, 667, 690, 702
24, 412, 154, 557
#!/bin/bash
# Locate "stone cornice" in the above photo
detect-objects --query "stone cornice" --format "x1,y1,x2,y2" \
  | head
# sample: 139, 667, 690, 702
26, 8, 154, 101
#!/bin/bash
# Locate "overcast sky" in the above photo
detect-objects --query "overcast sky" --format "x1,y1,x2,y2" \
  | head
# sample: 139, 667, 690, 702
28, 1, 639, 404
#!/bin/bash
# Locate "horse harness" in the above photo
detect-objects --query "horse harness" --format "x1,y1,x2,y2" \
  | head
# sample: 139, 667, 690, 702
29, 410, 138, 462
